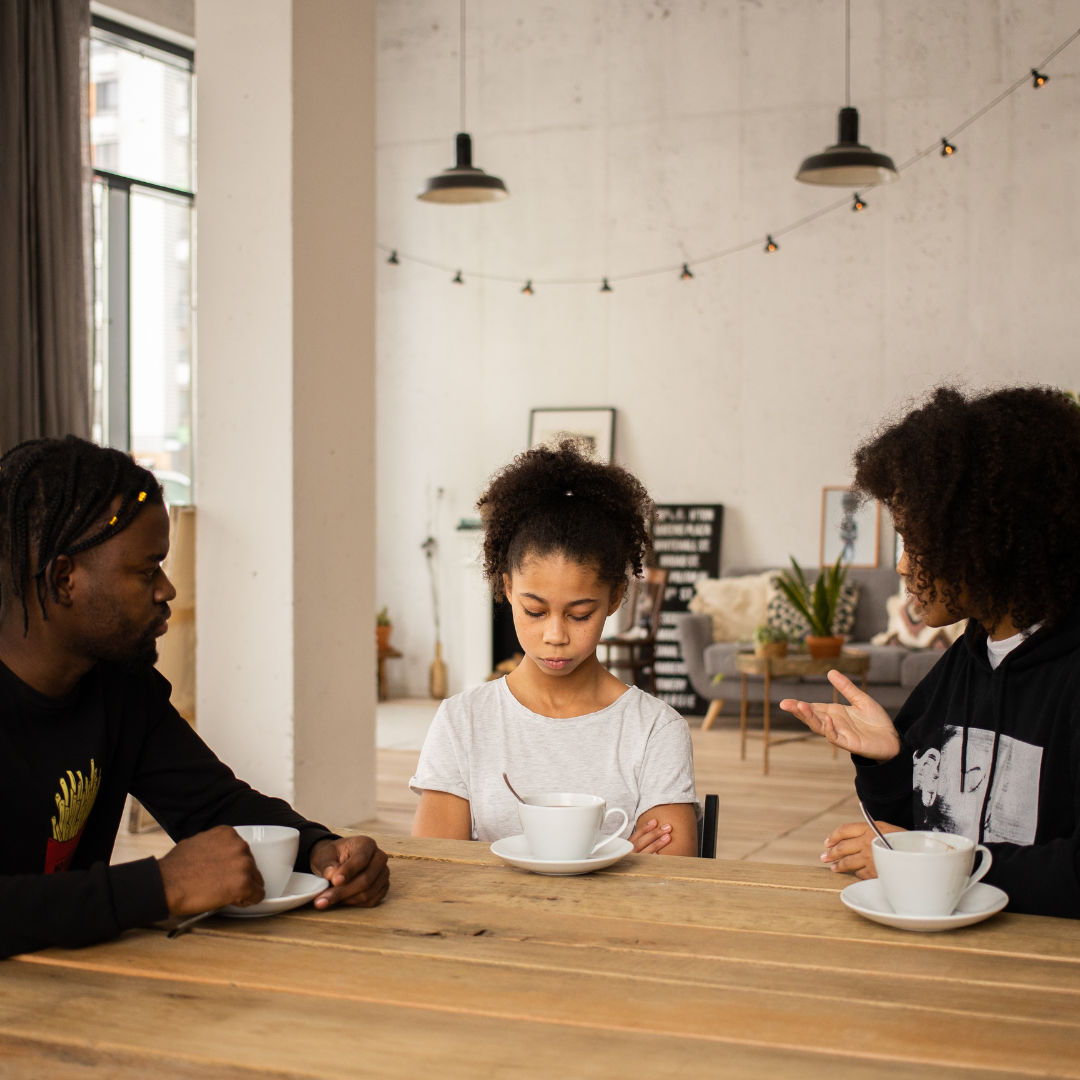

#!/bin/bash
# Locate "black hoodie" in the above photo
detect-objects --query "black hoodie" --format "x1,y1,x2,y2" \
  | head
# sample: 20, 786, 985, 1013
854, 602, 1080, 919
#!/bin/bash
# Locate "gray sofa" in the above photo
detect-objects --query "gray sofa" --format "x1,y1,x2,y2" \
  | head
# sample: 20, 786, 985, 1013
675, 567, 943, 715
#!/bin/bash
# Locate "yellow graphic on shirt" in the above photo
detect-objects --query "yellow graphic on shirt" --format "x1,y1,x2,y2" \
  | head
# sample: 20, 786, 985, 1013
51, 760, 102, 843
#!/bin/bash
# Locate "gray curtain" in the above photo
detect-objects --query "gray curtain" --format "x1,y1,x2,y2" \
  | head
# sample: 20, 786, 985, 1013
0, 0, 91, 453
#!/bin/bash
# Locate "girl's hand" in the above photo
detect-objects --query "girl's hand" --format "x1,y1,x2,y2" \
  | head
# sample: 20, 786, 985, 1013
630, 818, 672, 854
779, 670, 903, 761
821, 820, 906, 878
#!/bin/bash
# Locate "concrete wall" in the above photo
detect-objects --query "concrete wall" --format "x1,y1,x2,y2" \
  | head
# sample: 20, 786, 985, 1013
196, 0, 377, 826
376, 0, 1080, 698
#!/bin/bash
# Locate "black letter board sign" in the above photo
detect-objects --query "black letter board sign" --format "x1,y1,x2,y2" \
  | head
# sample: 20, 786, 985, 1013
652, 504, 723, 715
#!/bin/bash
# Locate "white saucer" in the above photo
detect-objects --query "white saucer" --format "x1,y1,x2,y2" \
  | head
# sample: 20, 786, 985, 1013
220, 872, 328, 918
840, 877, 1009, 932
490, 833, 634, 876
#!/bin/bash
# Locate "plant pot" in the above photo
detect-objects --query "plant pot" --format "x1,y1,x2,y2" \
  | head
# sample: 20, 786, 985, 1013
805, 635, 844, 659
754, 641, 788, 659
376, 624, 392, 651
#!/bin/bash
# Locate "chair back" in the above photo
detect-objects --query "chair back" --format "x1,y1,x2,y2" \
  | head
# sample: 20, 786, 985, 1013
627, 567, 668, 642
698, 794, 718, 859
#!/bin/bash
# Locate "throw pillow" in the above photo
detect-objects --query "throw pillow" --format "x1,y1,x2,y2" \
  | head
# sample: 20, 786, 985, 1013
870, 587, 967, 649
765, 575, 861, 639
689, 572, 774, 642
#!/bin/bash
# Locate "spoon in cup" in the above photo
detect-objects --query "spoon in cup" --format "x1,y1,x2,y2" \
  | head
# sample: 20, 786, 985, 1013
858, 799, 894, 850
503, 773, 525, 803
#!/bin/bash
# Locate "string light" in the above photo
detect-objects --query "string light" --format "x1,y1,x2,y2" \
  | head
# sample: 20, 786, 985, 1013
384, 25, 1079, 292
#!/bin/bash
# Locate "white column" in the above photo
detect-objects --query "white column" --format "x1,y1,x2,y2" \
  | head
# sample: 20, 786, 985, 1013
195, 0, 376, 827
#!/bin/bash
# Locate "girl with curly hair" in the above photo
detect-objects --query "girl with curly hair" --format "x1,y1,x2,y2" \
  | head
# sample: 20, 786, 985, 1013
781, 386, 1080, 918
410, 441, 701, 855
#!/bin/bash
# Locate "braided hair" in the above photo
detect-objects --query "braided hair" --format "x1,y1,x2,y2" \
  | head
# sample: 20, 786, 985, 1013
478, 439, 654, 601
0, 436, 163, 633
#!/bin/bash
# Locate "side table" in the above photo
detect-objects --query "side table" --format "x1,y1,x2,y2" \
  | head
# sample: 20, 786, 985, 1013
377, 645, 403, 702
735, 650, 870, 774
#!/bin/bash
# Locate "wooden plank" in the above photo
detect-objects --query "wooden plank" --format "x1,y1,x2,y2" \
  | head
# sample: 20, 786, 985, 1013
0, 1031, 312, 1080
0, 957, 1051, 1080
357, 849, 1080, 962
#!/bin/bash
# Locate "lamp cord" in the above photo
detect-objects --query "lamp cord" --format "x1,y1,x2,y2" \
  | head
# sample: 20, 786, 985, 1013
460, 0, 466, 132
845, 0, 851, 108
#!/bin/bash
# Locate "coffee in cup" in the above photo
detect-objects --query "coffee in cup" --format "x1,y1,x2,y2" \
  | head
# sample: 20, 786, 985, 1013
872, 830, 992, 916
234, 825, 300, 899
518, 793, 629, 861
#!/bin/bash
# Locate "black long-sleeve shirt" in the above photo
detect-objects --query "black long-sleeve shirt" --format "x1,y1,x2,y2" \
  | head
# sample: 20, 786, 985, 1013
0, 657, 336, 958
855, 602, 1080, 919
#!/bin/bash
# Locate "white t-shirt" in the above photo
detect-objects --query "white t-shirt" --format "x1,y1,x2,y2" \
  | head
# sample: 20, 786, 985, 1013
410, 678, 700, 843
987, 624, 1042, 670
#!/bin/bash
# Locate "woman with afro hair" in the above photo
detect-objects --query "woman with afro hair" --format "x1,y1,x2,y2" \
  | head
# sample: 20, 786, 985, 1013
781, 386, 1080, 918
410, 441, 701, 855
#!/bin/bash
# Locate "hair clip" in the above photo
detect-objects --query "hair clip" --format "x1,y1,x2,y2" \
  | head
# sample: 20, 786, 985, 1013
109, 516, 118, 526
138, 491, 147, 502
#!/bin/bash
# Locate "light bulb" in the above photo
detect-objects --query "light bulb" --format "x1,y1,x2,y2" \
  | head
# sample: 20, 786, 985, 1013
521, 280, 533, 295
764, 235, 778, 253
1032, 68, 1049, 88
941, 138, 956, 157
680, 263, 694, 280
852, 193, 866, 212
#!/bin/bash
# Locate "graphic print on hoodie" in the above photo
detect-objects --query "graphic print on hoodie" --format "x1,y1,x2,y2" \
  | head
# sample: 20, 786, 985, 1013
912, 727, 1041, 844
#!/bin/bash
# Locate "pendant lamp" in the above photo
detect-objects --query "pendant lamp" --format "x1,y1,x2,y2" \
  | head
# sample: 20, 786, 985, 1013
796, 0, 897, 188
418, 0, 508, 204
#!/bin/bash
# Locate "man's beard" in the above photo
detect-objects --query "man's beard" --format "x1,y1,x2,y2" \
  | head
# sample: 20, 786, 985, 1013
81, 592, 165, 670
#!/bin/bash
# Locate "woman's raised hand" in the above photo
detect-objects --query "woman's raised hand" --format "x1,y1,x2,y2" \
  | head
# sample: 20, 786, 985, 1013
779, 670, 902, 762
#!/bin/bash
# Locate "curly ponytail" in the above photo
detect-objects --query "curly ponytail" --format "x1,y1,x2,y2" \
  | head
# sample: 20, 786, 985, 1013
477, 439, 654, 600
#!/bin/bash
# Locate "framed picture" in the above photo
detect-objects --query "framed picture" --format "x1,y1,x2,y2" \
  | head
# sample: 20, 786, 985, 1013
820, 487, 880, 569
529, 408, 615, 463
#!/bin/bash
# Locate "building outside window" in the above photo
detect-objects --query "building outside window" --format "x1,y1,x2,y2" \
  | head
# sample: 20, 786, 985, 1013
89, 17, 194, 506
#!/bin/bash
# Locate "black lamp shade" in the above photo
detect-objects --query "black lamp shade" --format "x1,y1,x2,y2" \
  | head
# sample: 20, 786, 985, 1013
418, 133, 509, 204
796, 107, 898, 187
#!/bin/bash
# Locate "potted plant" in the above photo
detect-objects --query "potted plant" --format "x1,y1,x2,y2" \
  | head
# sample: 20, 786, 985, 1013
774, 554, 849, 658
753, 624, 789, 659
376, 607, 392, 651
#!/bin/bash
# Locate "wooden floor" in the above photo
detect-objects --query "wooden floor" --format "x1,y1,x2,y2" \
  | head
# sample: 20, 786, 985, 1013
113, 719, 859, 871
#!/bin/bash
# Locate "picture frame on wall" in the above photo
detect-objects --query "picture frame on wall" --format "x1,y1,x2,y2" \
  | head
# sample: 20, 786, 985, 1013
820, 487, 880, 568
529, 408, 616, 463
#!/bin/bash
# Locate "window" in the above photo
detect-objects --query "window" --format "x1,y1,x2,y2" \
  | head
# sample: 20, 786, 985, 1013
89, 17, 194, 506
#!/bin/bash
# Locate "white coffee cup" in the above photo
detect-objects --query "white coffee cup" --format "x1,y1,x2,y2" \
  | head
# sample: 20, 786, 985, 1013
234, 825, 300, 900
872, 830, 992, 916
518, 793, 630, 862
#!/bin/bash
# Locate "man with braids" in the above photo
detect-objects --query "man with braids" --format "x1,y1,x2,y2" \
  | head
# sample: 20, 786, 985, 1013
781, 387, 1080, 918
411, 441, 701, 854
0, 436, 388, 958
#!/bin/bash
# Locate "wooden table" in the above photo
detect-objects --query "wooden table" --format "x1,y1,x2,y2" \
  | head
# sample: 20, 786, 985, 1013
736, 649, 870, 774
3, 835, 1078, 1078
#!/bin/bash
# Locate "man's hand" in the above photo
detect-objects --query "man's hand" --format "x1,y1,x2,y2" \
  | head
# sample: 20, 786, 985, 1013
157, 825, 264, 916
309, 835, 390, 909
780, 670, 903, 761
821, 820, 906, 878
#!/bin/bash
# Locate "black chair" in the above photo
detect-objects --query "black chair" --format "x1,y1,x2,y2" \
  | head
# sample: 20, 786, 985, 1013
698, 794, 718, 859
